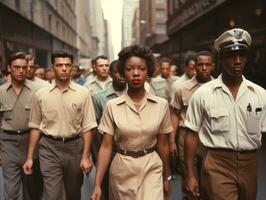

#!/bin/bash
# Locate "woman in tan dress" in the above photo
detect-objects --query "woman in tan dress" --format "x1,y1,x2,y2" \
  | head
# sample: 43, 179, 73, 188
91, 45, 173, 200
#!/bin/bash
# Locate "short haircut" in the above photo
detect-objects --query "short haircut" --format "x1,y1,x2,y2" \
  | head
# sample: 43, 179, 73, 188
117, 44, 156, 78
185, 54, 196, 66
51, 49, 73, 64
94, 55, 109, 65
195, 51, 214, 63
8, 51, 26, 66
25, 54, 37, 65
159, 57, 171, 66
109, 60, 118, 73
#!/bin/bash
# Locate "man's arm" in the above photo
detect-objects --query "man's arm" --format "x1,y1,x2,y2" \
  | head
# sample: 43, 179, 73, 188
80, 129, 95, 173
184, 128, 199, 197
169, 108, 181, 157
23, 128, 40, 174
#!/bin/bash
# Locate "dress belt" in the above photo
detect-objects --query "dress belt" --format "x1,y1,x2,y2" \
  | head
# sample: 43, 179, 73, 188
207, 147, 257, 154
3, 129, 30, 135
117, 145, 156, 158
41, 133, 80, 143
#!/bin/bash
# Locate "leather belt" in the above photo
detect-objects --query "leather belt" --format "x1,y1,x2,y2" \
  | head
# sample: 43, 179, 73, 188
3, 129, 30, 135
42, 133, 80, 143
207, 147, 257, 154
117, 146, 156, 158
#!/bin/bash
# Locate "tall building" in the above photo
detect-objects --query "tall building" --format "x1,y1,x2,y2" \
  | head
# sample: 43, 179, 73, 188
0, 0, 77, 67
89, 0, 108, 57
121, 0, 139, 48
138, 0, 168, 49
76, 0, 93, 69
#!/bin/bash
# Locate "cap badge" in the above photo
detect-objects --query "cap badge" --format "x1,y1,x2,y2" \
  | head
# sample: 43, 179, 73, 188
234, 30, 244, 40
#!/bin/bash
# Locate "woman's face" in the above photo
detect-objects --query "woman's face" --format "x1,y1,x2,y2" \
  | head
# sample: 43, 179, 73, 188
124, 56, 148, 89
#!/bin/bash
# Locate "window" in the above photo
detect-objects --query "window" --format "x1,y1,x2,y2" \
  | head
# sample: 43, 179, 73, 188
156, 24, 166, 34
155, 0, 164, 4
156, 9, 165, 18
15, 0, 20, 10
48, 14, 52, 31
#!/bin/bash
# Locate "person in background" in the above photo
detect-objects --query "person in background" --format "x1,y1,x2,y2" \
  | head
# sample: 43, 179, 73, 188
91, 45, 172, 200
0, 52, 42, 200
34, 67, 46, 80
26, 54, 50, 87
184, 28, 266, 200
84, 56, 112, 96
171, 55, 196, 94
23, 49, 97, 200
170, 51, 215, 200
71, 65, 86, 85
45, 68, 54, 83
170, 64, 178, 76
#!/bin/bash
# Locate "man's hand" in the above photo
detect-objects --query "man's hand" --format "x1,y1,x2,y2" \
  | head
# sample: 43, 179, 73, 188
80, 155, 93, 174
185, 175, 199, 198
90, 185, 102, 200
169, 141, 178, 158
163, 179, 172, 200
23, 159, 34, 175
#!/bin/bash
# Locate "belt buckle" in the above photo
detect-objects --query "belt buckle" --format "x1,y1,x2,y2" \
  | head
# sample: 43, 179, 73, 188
17, 130, 21, 134
143, 149, 147, 155
123, 149, 127, 155
62, 138, 65, 143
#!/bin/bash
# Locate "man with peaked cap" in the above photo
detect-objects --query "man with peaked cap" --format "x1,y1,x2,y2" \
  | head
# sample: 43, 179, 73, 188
184, 28, 266, 200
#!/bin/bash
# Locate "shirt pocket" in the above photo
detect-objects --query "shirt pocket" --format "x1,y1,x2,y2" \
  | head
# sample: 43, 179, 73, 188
0, 104, 13, 120
209, 108, 229, 133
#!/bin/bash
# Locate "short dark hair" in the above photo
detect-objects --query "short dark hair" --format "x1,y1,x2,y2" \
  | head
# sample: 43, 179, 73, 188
8, 51, 26, 66
94, 55, 109, 65
51, 49, 73, 64
195, 51, 214, 63
25, 54, 37, 65
109, 60, 118, 73
159, 57, 171, 66
117, 44, 156, 78
185, 54, 196, 66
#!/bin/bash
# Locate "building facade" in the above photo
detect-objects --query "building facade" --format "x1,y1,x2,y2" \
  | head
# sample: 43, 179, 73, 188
139, 0, 168, 49
121, 0, 139, 48
153, 0, 266, 87
0, 0, 77, 68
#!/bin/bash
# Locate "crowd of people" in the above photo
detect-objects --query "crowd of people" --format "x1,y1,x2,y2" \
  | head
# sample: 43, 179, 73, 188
0, 28, 265, 200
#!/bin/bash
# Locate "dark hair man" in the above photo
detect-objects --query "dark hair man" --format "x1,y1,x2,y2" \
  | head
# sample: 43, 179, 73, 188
23, 50, 97, 200
184, 28, 266, 200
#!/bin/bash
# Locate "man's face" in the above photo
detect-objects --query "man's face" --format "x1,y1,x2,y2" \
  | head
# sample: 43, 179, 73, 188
110, 64, 126, 88
195, 55, 214, 82
160, 62, 171, 79
52, 57, 73, 82
26, 59, 36, 79
34, 68, 45, 79
94, 58, 109, 80
221, 50, 247, 78
9, 58, 27, 83
185, 60, 196, 78
71, 66, 79, 79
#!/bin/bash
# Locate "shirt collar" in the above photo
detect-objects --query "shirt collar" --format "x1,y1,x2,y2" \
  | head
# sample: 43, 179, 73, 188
116, 90, 159, 105
49, 80, 77, 92
4, 79, 32, 91
213, 74, 255, 92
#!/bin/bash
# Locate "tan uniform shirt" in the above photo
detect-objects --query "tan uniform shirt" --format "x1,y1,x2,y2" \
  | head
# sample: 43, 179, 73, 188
32, 77, 50, 87
0, 80, 40, 131
29, 81, 97, 138
185, 75, 266, 150
84, 76, 112, 96
171, 73, 191, 94
99, 91, 173, 151
171, 76, 212, 127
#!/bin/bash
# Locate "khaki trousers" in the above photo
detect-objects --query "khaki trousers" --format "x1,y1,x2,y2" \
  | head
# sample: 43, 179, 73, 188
200, 148, 258, 200
39, 136, 83, 200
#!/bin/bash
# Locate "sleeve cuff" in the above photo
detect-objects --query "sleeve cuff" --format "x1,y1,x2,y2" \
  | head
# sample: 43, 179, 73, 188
81, 122, 98, 134
98, 126, 114, 136
28, 122, 40, 129
159, 127, 173, 134
184, 120, 200, 133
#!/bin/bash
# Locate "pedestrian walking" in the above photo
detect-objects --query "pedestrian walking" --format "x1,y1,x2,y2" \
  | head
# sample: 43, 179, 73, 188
0, 51, 43, 199
184, 28, 266, 200
23, 50, 97, 200
91, 45, 173, 200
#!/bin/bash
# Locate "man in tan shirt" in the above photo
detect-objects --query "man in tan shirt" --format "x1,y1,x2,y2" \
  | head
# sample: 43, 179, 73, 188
23, 50, 97, 200
0, 52, 42, 199
170, 51, 214, 199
